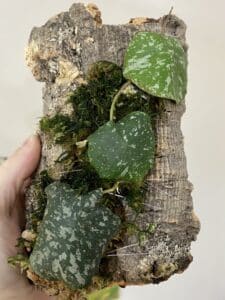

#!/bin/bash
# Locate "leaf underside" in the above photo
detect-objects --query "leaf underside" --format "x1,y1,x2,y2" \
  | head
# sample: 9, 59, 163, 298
123, 31, 187, 103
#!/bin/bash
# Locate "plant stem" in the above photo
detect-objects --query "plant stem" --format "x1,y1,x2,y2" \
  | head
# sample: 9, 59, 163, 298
109, 81, 131, 121
103, 182, 120, 194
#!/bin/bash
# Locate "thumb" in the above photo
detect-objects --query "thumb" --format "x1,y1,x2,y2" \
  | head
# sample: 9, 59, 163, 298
0, 135, 41, 213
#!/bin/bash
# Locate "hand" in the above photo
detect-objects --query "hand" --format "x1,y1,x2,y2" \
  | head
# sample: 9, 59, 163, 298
0, 135, 54, 300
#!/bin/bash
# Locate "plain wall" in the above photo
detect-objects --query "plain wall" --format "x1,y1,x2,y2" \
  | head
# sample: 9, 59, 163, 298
0, 1, 225, 299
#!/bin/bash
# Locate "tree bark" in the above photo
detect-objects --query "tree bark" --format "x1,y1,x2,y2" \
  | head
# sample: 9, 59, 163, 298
24, 2, 200, 294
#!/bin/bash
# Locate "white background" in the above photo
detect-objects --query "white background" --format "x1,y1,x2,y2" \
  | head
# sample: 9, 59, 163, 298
0, 1, 225, 299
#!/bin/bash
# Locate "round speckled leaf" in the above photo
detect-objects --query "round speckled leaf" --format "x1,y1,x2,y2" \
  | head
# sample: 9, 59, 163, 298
123, 32, 187, 103
87, 111, 155, 183
29, 182, 121, 290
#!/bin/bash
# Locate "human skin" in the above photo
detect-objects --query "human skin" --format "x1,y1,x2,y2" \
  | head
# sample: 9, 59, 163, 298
0, 135, 55, 300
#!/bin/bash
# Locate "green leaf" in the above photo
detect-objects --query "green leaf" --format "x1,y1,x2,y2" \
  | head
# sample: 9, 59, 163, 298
87, 111, 155, 183
88, 286, 120, 300
29, 182, 121, 290
123, 32, 187, 103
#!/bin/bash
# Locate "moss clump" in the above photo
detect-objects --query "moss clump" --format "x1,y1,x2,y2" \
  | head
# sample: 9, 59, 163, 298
68, 61, 125, 135
86, 61, 124, 83
115, 87, 158, 121
124, 222, 156, 246
119, 182, 146, 213
40, 61, 125, 147
87, 285, 119, 300
40, 114, 77, 145
8, 254, 30, 272
30, 170, 53, 232
60, 158, 103, 195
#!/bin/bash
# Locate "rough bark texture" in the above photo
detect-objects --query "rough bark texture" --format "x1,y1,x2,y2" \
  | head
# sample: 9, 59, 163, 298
25, 2, 200, 292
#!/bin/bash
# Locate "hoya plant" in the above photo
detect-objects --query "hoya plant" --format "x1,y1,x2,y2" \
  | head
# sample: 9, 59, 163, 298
86, 32, 187, 183
10, 29, 188, 299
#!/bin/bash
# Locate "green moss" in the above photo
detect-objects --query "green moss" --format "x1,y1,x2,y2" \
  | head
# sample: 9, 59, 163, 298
30, 170, 53, 232
40, 114, 77, 145
146, 223, 157, 233
40, 61, 125, 147
88, 285, 120, 300
16, 236, 35, 252
138, 223, 156, 246
86, 61, 123, 83
68, 61, 125, 134
119, 182, 146, 213
123, 222, 156, 246
124, 222, 138, 235
60, 158, 103, 194
8, 254, 30, 272
115, 88, 156, 121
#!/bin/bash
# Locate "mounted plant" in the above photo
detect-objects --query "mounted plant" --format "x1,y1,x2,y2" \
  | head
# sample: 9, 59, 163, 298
8, 3, 199, 300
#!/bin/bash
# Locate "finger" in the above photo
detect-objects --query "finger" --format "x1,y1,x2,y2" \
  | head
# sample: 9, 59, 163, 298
0, 135, 41, 191
12, 178, 32, 228
21, 178, 32, 194
11, 194, 26, 229
0, 135, 41, 214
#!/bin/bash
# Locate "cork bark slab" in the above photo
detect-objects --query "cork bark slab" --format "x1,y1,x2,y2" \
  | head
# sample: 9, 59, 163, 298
25, 2, 200, 288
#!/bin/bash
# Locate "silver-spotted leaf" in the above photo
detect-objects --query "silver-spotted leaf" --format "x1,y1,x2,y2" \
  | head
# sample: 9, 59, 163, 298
123, 32, 187, 103
87, 111, 155, 183
29, 182, 121, 290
